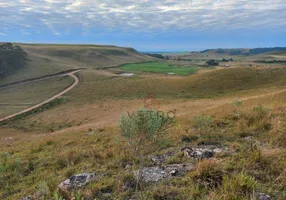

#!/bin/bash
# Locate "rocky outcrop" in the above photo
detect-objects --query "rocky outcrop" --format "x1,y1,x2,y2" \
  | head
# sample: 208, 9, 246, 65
181, 145, 230, 160
151, 151, 175, 165
254, 192, 272, 200
58, 173, 97, 192
139, 163, 194, 183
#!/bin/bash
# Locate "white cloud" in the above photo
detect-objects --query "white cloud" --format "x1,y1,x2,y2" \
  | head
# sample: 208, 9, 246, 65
0, 0, 285, 36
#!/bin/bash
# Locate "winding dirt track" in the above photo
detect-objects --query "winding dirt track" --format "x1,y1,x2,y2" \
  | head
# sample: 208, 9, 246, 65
0, 70, 80, 123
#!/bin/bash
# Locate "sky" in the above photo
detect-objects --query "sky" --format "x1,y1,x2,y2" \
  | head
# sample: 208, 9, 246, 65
0, 0, 285, 51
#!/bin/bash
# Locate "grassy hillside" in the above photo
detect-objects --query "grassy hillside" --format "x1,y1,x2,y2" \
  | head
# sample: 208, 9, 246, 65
4, 67, 286, 134
20, 44, 153, 69
0, 76, 73, 118
0, 43, 154, 85
1, 95, 285, 199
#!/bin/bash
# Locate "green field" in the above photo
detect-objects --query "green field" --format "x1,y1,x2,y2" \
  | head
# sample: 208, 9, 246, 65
120, 62, 199, 75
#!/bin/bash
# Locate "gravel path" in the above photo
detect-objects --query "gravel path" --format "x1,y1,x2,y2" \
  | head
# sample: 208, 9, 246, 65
0, 70, 80, 123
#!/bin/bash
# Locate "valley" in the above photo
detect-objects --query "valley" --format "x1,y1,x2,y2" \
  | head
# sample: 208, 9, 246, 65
0, 43, 286, 200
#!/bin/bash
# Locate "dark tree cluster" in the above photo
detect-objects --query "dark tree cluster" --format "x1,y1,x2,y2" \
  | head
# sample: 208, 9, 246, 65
144, 53, 165, 59
221, 58, 233, 62
205, 59, 219, 66
254, 60, 286, 64
0, 43, 27, 77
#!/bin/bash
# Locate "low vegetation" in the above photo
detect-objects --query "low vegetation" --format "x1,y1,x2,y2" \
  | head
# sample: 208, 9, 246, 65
119, 108, 173, 198
1, 100, 285, 199
120, 62, 199, 75
0, 44, 286, 199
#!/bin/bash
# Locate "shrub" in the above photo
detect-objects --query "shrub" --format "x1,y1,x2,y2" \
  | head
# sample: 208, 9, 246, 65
153, 186, 183, 200
119, 108, 174, 198
214, 173, 257, 199
192, 159, 224, 189
193, 115, 213, 136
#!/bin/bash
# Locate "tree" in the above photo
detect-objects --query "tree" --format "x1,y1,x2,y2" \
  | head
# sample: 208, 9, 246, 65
119, 108, 173, 199
206, 59, 219, 66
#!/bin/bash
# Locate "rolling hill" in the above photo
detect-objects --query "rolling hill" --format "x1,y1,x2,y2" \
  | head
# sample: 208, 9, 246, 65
199, 47, 286, 56
0, 43, 154, 85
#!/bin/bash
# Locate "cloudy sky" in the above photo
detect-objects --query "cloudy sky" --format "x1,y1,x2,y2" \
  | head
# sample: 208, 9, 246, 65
0, 0, 285, 51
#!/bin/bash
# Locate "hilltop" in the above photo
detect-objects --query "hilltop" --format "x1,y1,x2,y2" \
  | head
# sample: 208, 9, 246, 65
0, 43, 154, 85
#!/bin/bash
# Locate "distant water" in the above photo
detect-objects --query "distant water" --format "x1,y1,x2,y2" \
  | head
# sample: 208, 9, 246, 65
120, 73, 134, 77
141, 51, 191, 55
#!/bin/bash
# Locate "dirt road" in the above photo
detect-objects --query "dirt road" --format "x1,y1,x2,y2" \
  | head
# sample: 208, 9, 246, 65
0, 70, 80, 123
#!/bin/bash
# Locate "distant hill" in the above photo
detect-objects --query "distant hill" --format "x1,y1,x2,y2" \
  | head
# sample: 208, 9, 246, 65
19, 43, 154, 69
0, 43, 154, 85
200, 47, 286, 56
0, 43, 27, 78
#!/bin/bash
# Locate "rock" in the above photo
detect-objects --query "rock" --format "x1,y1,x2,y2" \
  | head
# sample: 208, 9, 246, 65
139, 163, 194, 183
21, 195, 34, 200
58, 172, 97, 192
181, 147, 214, 159
254, 192, 272, 200
125, 164, 132, 170
163, 164, 194, 178
181, 145, 229, 160
150, 151, 175, 165
102, 193, 112, 198
86, 131, 94, 135
3, 137, 14, 142
245, 136, 253, 141
140, 166, 165, 182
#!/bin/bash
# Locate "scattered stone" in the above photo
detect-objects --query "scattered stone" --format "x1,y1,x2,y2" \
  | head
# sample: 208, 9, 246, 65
213, 148, 223, 153
102, 193, 112, 198
86, 131, 95, 135
125, 164, 132, 170
150, 151, 175, 165
254, 192, 272, 200
139, 163, 194, 183
181, 147, 214, 159
21, 195, 34, 200
163, 164, 194, 178
181, 145, 229, 160
58, 172, 97, 192
245, 136, 253, 141
3, 137, 14, 142
140, 166, 165, 182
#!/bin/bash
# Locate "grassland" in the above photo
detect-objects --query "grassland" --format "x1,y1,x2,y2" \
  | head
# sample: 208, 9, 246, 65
4, 67, 286, 135
120, 62, 199, 75
0, 76, 73, 118
0, 44, 286, 199
1, 93, 286, 199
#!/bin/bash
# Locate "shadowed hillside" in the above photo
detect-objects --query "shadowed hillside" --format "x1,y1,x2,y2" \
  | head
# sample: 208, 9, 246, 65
0, 43, 27, 78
